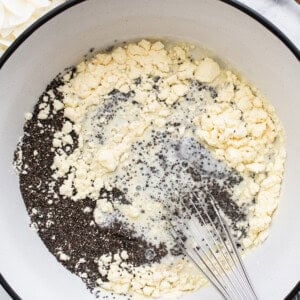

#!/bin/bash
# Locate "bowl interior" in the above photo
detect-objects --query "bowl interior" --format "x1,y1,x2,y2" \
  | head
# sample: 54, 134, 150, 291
0, 0, 299, 299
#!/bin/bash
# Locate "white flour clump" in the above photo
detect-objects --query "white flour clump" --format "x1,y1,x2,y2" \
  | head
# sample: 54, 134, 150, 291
96, 251, 205, 298
194, 72, 286, 247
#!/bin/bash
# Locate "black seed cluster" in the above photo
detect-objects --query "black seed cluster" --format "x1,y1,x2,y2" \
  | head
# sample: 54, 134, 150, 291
15, 72, 167, 292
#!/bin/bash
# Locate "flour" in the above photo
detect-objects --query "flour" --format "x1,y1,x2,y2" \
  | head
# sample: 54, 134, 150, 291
17, 39, 285, 298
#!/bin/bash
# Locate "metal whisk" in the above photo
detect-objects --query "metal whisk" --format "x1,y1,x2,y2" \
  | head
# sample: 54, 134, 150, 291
169, 192, 258, 300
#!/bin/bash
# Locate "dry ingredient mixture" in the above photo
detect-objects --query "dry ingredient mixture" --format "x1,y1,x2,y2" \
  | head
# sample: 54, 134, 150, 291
14, 40, 286, 299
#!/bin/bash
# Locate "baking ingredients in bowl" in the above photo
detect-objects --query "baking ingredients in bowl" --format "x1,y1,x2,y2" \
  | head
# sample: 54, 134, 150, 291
14, 40, 286, 298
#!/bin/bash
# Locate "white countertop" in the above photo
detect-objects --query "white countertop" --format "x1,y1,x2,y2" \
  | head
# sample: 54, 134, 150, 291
239, 0, 300, 48
0, 1, 299, 299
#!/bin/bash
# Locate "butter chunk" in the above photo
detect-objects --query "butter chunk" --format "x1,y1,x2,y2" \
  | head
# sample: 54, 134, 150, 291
195, 58, 220, 83
96, 148, 119, 172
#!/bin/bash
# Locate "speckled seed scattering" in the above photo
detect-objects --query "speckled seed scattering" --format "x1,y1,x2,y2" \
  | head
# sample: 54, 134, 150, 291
14, 40, 286, 298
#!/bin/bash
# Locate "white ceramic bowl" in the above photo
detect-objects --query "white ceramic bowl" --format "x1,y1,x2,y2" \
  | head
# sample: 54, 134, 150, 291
0, 1, 299, 299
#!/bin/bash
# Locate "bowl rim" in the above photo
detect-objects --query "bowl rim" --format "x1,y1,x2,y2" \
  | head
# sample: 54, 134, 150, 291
0, 0, 299, 70
0, 0, 299, 299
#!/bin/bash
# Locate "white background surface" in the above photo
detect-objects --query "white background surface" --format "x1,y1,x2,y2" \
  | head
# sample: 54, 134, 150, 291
0, 288, 9, 300
0, 0, 299, 299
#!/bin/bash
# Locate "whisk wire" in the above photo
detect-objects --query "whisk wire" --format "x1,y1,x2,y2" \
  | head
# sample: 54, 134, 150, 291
180, 197, 235, 291
188, 196, 249, 299
201, 199, 251, 299
189, 195, 246, 299
170, 192, 258, 300
210, 196, 259, 299
170, 226, 230, 298
190, 226, 243, 298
